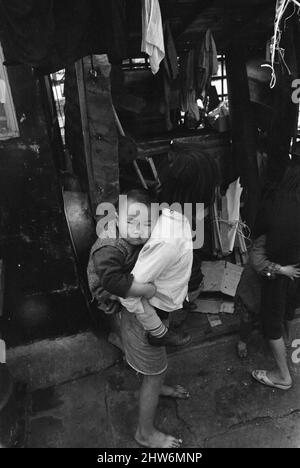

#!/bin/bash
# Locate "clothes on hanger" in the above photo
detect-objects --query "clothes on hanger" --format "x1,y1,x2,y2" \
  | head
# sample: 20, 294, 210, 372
141, 0, 165, 75
162, 21, 180, 130
181, 51, 200, 124
197, 29, 218, 99
180, 29, 218, 124
163, 21, 178, 81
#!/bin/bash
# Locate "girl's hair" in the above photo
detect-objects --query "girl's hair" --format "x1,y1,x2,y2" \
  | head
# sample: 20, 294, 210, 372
126, 189, 155, 206
115, 189, 157, 211
278, 160, 300, 202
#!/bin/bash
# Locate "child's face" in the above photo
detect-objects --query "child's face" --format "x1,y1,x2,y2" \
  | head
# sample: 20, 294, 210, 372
118, 200, 158, 246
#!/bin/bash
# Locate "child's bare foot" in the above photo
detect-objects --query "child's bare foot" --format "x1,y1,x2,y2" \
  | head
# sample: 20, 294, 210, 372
237, 340, 248, 359
135, 429, 183, 448
161, 384, 190, 399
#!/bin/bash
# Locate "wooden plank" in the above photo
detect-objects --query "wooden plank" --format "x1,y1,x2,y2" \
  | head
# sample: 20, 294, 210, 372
226, 44, 260, 229
75, 60, 97, 208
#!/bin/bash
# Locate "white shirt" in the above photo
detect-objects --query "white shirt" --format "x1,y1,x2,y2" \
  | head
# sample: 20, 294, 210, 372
121, 209, 193, 329
141, 0, 165, 75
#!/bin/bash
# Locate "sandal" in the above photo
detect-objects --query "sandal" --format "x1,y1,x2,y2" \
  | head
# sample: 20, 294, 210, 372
251, 370, 292, 390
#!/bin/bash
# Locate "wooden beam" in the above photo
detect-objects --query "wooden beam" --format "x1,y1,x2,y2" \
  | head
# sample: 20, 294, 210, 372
176, 3, 274, 52
75, 56, 119, 210
75, 59, 97, 208
174, 0, 214, 38
221, 5, 274, 51
266, 11, 300, 181
226, 43, 260, 229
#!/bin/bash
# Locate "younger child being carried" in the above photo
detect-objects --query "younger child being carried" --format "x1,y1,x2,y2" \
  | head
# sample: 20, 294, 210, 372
87, 189, 190, 347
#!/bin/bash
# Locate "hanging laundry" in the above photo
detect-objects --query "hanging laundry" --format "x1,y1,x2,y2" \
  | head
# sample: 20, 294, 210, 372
196, 29, 218, 99
162, 21, 180, 130
180, 29, 218, 127
163, 21, 178, 81
141, 0, 165, 75
181, 50, 200, 126
0, 79, 6, 104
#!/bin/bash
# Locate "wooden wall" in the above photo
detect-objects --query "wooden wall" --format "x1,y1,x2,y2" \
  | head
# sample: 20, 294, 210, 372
0, 65, 90, 347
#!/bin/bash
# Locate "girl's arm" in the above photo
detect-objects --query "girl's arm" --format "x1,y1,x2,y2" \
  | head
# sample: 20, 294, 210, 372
250, 235, 300, 280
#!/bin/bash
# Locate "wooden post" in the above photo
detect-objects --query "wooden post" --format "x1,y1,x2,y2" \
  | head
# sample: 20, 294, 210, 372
75, 59, 98, 209
226, 44, 260, 229
75, 55, 119, 212
83, 55, 119, 209
267, 12, 300, 180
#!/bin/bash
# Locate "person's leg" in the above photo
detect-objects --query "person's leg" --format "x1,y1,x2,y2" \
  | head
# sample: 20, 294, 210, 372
267, 337, 292, 385
256, 278, 292, 385
236, 299, 253, 358
283, 319, 294, 347
135, 371, 182, 448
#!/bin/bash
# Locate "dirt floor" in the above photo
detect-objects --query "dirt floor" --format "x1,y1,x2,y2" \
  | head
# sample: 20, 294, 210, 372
25, 332, 300, 448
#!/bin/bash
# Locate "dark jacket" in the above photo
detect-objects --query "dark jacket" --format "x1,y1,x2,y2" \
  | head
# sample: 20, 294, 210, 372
87, 231, 141, 312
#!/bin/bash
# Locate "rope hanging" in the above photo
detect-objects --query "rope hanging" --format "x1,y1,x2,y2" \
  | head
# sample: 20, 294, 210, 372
263, 0, 300, 88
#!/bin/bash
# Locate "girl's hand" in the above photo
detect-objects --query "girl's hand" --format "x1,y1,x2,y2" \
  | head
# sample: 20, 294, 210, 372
280, 265, 300, 280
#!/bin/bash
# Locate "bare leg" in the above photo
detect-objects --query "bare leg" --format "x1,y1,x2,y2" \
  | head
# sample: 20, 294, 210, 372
236, 300, 253, 358
135, 372, 182, 448
283, 320, 293, 347
267, 337, 292, 385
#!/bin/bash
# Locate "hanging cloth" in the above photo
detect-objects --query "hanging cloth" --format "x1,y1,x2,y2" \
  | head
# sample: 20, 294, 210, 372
162, 21, 179, 130
163, 21, 178, 81
141, 0, 165, 75
180, 29, 218, 125
180, 50, 200, 124
196, 29, 218, 99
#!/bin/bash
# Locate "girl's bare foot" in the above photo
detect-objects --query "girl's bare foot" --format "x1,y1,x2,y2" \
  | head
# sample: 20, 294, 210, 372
160, 384, 190, 399
135, 429, 183, 448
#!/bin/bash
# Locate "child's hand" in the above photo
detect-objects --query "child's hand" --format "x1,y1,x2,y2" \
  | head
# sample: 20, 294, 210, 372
280, 265, 300, 280
143, 283, 157, 299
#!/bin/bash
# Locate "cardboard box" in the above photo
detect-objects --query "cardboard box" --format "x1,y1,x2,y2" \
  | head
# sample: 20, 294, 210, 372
201, 261, 243, 297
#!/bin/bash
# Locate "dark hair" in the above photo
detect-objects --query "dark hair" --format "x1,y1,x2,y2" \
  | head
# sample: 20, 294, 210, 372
116, 189, 156, 212
278, 161, 300, 202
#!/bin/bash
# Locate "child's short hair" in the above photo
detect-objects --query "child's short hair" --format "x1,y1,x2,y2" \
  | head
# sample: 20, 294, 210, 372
119, 189, 156, 209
